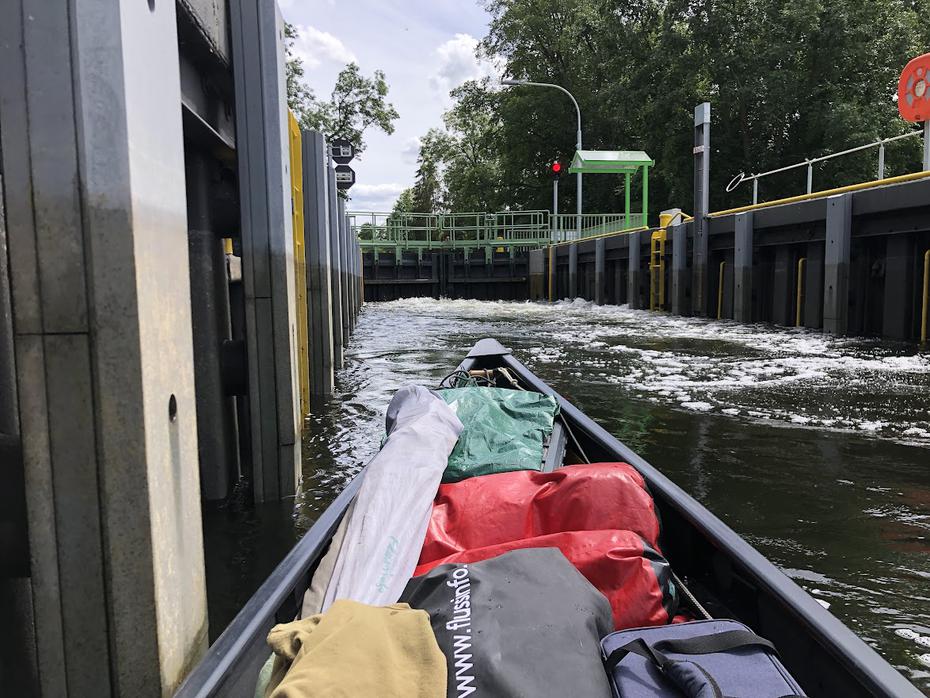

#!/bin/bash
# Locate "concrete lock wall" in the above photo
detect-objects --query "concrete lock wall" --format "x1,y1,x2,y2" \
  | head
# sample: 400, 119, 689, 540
0, 1, 208, 694
356, 97, 928, 344
302, 131, 336, 402
541, 175, 930, 343
299, 128, 362, 398
361, 248, 533, 302
0, 0, 359, 692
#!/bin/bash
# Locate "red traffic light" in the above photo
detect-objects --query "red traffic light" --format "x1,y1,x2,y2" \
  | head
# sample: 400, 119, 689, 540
551, 161, 562, 173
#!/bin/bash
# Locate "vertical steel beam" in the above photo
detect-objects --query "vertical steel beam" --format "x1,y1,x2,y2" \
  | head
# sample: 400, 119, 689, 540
0, 156, 36, 697
803, 242, 825, 329
627, 230, 642, 309
595, 238, 606, 305
882, 235, 913, 340
568, 244, 578, 299
349, 215, 357, 328
338, 200, 351, 344
692, 103, 711, 316
671, 223, 688, 315
772, 246, 793, 326
328, 164, 345, 369
733, 212, 753, 322
186, 152, 237, 501
231, 0, 300, 501
529, 249, 545, 300
342, 209, 352, 333
301, 131, 335, 401
352, 224, 359, 321
823, 194, 852, 335
348, 223, 358, 325
552, 179, 559, 239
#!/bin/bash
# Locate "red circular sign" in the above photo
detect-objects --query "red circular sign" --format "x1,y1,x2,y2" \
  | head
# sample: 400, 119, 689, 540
898, 53, 930, 122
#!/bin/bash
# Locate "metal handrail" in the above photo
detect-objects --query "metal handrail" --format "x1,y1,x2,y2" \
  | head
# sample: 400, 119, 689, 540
550, 213, 639, 242
349, 209, 554, 252
726, 129, 924, 204
349, 209, 644, 251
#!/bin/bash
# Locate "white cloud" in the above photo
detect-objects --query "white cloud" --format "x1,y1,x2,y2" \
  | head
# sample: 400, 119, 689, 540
429, 33, 497, 93
291, 24, 356, 70
348, 182, 407, 211
400, 137, 422, 164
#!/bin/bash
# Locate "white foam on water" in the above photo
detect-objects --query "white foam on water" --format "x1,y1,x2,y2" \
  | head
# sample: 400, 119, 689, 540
369, 299, 930, 444
681, 401, 714, 412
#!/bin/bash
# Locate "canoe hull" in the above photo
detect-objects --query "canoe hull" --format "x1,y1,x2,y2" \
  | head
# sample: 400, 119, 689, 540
176, 338, 919, 698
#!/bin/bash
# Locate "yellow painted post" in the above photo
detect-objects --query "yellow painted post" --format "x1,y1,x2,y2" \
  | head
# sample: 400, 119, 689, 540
921, 249, 929, 345
649, 212, 675, 311
548, 245, 555, 302
288, 111, 310, 419
649, 230, 666, 310
717, 260, 726, 320
796, 257, 807, 327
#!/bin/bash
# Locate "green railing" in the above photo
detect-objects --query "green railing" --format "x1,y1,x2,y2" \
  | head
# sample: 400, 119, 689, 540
350, 210, 551, 256
551, 213, 644, 242
350, 210, 646, 254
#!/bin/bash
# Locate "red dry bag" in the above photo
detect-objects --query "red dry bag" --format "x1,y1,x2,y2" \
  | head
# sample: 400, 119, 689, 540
413, 529, 675, 630
418, 462, 662, 565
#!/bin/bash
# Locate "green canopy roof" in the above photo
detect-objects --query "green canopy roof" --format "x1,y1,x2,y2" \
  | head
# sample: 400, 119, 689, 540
569, 150, 654, 174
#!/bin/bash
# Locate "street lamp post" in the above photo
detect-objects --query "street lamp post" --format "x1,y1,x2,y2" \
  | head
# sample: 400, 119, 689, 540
502, 79, 582, 239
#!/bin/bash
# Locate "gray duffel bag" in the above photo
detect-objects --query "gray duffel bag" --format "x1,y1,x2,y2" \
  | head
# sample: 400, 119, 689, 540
601, 618, 806, 697
400, 547, 615, 698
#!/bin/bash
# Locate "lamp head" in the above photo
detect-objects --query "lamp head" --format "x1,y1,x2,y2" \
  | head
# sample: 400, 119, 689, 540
500, 78, 528, 86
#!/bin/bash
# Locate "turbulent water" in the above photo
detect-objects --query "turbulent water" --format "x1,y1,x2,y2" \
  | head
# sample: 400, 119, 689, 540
210, 298, 930, 692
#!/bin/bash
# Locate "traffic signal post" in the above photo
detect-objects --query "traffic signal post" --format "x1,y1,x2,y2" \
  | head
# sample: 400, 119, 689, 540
550, 160, 562, 239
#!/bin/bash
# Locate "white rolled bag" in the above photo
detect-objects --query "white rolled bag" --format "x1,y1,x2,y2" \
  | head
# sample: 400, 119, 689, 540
302, 385, 463, 616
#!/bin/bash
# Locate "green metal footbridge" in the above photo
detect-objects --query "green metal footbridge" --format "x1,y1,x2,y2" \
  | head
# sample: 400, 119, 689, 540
349, 210, 646, 257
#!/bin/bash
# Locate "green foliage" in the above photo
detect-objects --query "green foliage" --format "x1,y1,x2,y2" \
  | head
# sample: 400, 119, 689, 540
410, 0, 930, 216
284, 23, 316, 121
441, 80, 507, 211
284, 24, 399, 158
391, 187, 416, 215
411, 128, 451, 212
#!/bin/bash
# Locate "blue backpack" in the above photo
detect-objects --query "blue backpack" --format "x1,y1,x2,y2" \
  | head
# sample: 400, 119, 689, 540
601, 619, 806, 698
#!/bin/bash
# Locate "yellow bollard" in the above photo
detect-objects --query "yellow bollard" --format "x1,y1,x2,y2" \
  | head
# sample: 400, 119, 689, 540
921, 249, 929, 345
796, 257, 807, 327
717, 261, 726, 320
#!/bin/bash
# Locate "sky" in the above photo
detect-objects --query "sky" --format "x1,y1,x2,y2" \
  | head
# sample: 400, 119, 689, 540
280, 0, 496, 211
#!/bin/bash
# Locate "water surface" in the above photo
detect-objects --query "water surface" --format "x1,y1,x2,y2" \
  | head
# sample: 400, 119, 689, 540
213, 298, 930, 692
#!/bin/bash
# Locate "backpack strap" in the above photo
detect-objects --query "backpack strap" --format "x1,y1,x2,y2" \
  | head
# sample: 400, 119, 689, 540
604, 628, 777, 671
604, 629, 804, 698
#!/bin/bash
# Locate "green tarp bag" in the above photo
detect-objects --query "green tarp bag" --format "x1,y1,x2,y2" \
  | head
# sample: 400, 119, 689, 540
437, 387, 559, 483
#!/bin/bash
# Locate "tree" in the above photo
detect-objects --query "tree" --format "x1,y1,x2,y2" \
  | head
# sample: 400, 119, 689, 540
440, 80, 507, 212
391, 188, 415, 215
284, 23, 316, 121
403, 0, 930, 216
284, 24, 399, 157
410, 129, 451, 213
